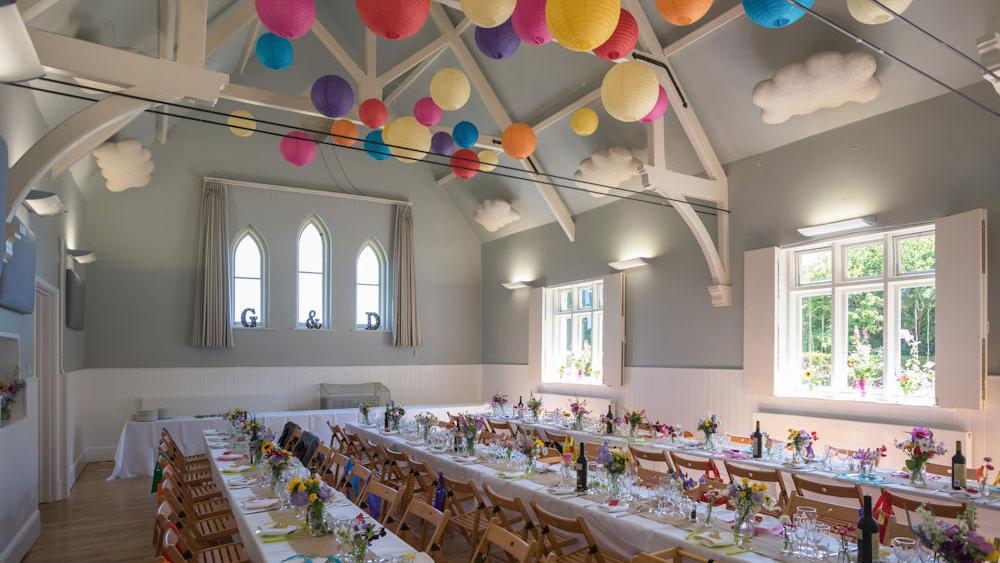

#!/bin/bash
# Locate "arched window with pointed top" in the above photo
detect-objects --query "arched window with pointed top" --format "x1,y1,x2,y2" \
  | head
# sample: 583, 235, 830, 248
356, 239, 389, 329
232, 226, 267, 327
296, 216, 331, 327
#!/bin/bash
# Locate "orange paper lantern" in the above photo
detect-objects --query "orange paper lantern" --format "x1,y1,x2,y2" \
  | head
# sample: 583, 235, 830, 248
501, 123, 537, 160
330, 119, 358, 147
656, 0, 713, 26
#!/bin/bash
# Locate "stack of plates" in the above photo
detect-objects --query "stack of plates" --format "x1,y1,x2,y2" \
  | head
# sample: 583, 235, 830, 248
135, 409, 157, 422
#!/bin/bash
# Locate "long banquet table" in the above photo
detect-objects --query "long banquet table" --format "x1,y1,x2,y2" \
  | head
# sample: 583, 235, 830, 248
203, 430, 433, 563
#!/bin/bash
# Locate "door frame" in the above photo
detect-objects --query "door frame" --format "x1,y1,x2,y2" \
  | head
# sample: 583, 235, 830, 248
36, 276, 67, 502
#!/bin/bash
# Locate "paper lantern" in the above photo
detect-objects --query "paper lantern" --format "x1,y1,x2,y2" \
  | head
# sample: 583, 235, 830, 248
255, 0, 315, 39
478, 150, 499, 172
330, 119, 358, 147
847, 0, 912, 24
280, 131, 317, 166
311, 75, 354, 118
475, 19, 521, 60
451, 149, 480, 179
655, 0, 712, 26
228, 110, 257, 137
593, 9, 637, 61
640, 86, 669, 123
512, 0, 552, 45
501, 123, 536, 159
546, 0, 620, 52
460, 0, 516, 28
571, 107, 599, 136
356, 0, 430, 39
453, 121, 480, 149
384, 116, 431, 163
364, 130, 391, 161
742, 0, 813, 28
255, 33, 293, 70
413, 97, 442, 126
601, 60, 659, 122
430, 67, 471, 111
431, 131, 455, 156
359, 98, 388, 129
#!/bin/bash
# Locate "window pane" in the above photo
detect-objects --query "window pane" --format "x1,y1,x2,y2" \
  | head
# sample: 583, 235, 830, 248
234, 235, 261, 278
580, 314, 593, 348
356, 284, 380, 326
579, 287, 593, 309
897, 234, 935, 274
798, 250, 831, 284
847, 290, 884, 395
799, 294, 832, 388
897, 285, 936, 397
846, 242, 883, 279
558, 289, 572, 312
357, 246, 380, 285
298, 223, 324, 274
297, 272, 323, 324
596, 283, 604, 309
233, 278, 262, 324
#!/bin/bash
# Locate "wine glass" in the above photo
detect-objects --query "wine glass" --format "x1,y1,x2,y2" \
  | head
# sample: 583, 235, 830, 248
893, 537, 918, 563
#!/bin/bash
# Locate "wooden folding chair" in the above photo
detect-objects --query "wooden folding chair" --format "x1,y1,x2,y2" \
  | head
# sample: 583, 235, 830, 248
482, 484, 531, 540
310, 443, 333, 474
530, 501, 628, 563
629, 446, 672, 474
284, 427, 303, 452
160, 430, 209, 463
394, 497, 452, 562
344, 460, 373, 506
444, 475, 492, 550
327, 422, 350, 452
725, 433, 753, 446
381, 447, 411, 489
787, 492, 859, 529
468, 518, 537, 563
162, 478, 231, 520
163, 527, 249, 563
490, 420, 515, 437
883, 516, 916, 544
362, 480, 401, 526
161, 464, 220, 501
322, 452, 351, 489
478, 430, 498, 446
632, 547, 713, 563
723, 461, 789, 514
159, 489, 239, 549
882, 489, 966, 523
926, 462, 979, 481
542, 429, 568, 450
401, 457, 438, 505
669, 451, 721, 481
791, 473, 863, 507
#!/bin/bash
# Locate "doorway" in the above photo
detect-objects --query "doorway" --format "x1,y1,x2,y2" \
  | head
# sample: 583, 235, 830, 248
36, 278, 66, 503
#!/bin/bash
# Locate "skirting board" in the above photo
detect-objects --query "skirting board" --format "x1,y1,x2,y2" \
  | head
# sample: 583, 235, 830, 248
0, 508, 39, 563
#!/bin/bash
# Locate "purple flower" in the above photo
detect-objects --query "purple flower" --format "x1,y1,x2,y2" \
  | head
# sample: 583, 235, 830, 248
596, 442, 612, 466
289, 491, 309, 507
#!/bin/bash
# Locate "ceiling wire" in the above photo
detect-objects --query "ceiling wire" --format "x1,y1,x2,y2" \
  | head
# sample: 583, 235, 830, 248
27, 76, 728, 215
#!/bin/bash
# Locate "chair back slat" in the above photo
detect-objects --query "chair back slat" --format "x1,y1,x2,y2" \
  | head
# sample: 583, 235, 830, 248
791, 473, 863, 506
470, 519, 536, 563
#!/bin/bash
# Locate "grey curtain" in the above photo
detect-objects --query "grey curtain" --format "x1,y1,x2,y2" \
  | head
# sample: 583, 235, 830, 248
192, 180, 234, 348
391, 205, 420, 348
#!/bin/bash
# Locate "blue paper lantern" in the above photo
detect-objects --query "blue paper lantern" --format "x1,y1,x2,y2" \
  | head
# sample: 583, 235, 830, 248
311, 75, 355, 118
453, 121, 479, 149
475, 18, 521, 60
431, 131, 455, 156
742, 0, 814, 28
365, 130, 391, 161
255, 32, 293, 70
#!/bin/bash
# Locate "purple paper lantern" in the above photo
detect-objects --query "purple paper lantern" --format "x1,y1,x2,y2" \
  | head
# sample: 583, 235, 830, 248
512, 0, 552, 45
414, 97, 443, 126
310, 75, 354, 118
475, 18, 521, 60
430, 131, 455, 156
640, 86, 669, 123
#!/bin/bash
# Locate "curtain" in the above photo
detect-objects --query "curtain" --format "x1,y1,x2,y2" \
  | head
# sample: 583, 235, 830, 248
192, 180, 234, 348
391, 205, 420, 348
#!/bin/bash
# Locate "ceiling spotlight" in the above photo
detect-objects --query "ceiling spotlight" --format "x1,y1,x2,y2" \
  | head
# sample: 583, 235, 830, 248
67, 249, 97, 264
502, 281, 531, 290
797, 215, 876, 237
609, 257, 648, 271
0, 0, 44, 82
23, 190, 67, 216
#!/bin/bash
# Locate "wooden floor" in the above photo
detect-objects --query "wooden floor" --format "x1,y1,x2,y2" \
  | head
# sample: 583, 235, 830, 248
25, 462, 155, 562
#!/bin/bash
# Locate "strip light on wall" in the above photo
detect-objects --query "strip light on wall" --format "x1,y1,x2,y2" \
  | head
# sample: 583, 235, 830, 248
67, 249, 97, 264
23, 190, 67, 216
608, 257, 648, 271
502, 281, 531, 290
796, 215, 876, 237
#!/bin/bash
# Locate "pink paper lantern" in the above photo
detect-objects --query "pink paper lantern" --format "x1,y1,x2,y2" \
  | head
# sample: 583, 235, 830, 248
640, 86, 669, 123
512, 0, 552, 45
255, 0, 315, 39
280, 131, 317, 166
413, 97, 442, 126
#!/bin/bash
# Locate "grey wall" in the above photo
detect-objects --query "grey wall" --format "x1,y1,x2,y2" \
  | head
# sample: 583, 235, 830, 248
482, 83, 1000, 371
83, 106, 481, 367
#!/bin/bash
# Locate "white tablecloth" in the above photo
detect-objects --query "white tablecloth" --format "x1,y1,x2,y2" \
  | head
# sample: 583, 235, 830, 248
109, 403, 485, 480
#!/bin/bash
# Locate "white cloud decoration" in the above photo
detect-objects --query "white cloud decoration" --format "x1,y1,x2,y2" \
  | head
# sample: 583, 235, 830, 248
574, 146, 643, 198
752, 51, 882, 125
474, 199, 521, 232
92, 139, 154, 192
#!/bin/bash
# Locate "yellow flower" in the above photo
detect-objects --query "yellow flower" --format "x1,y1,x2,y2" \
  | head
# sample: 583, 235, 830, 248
261, 441, 274, 454
287, 478, 305, 494
533, 439, 544, 448
803, 371, 812, 380
308, 493, 318, 504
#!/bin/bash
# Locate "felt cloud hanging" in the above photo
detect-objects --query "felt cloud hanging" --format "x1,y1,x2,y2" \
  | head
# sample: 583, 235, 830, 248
474, 199, 521, 232
573, 146, 642, 198
92, 139, 154, 192
751, 50, 882, 124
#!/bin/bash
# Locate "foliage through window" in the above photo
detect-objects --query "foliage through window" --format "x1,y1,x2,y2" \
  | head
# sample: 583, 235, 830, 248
297, 218, 329, 327
543, 280, 603, 385
232, 228, 265, 326
783, 227, 935, 405
356, 241, 387, 329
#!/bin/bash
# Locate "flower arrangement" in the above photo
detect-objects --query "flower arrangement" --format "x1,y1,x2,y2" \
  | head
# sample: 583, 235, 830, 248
833, 523, 857, 561
263, 442, 293, 486
560, 344, 598, 380
288, 475, 336, 536
897, 328, 935, 396
847, 327, 883, 396
914, 504, 998, 563
977, 457, 995, 497
414, 412, 439, 442
517, 433, 545, 474
358, 402, 373, 425
852, 445, 887, 479
653, 421, 681, 442
895, 427, 947, 486
624, 409, 645, 438
456, 414, 483, 456
569, 398, 589, 431
223, 407, 248, 425
786, 428, 818, 462
727, 478, 777, 542
386, 404, 405, 431
496, 435, 515, 461
336, 513, 388, 562
491, 392, 508, 406
526, 395, 542, 421
696, 414, 719, 449
0, 376, 26, 421
241, 418, 262, 439
596, 441, 631, 476
490, 392, 508, 417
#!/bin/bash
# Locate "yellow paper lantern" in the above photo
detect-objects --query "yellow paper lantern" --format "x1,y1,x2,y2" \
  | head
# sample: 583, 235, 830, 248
571, 107, 599, 136
430, 67, 471, 111
460, 0, 516, 28
847, 0, 912, 24
478, 150, 499, 172
227, 110, 257, 137
546, 0, 621, 52
601, 61, 659, 122
383, 116, 431, 163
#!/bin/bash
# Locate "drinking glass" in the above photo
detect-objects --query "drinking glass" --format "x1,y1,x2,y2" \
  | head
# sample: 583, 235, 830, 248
813, 522, 832, 559
792, 513, 811, 556
893, 537, 918, 563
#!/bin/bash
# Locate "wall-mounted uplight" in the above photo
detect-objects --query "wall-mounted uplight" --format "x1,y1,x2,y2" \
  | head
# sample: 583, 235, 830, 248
67, 249, 97, 264
797, 215, 876, 237
609, 257, 648, 271
0, 0, 43, 82
23, 190, 67, 216
502, 281, 531, 290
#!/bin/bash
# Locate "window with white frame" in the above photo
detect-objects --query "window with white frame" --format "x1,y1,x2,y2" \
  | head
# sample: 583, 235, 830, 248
543, 279, 604, 385
781, 226, 936, 405
356, 240, 388, 328
296, 218, 329, 327
232, 228, 265, 326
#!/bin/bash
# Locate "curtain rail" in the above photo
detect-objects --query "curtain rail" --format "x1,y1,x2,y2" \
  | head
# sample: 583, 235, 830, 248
204, 176, 413, 208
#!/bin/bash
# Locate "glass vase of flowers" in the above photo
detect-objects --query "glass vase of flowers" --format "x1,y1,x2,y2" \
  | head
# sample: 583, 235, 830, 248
596, 442, 631, 503
263, 442, 292, 492
456, 414, 481, 457
288, 475, 336, 536
517, 433, 544, 475
414, 412, 439, 443
895, 427, 946, 487
833, 523, 856, 563
526, 395, 542, 422
852, 446, 887, 480
491, 393, 508, 417
654, 422, 680, 444
241, 418, 263, 464
624, 409, 645, 440
696, 414, 718, 451
569, 398, 589, 431
223, 407, 248, 438
386, 404, 405, 432
358, 402, 372, 426
786, 428, 818, 464
337, 513, 388, 562
727, 478, 776, 547
977, 457, 995, 498
914, 504, 998, 563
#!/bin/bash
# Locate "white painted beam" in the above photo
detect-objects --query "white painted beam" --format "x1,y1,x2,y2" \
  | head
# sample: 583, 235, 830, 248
50, 111, 140, 177
662, 4, 744, 58
362, 29, 379, 100
176, 0, 207, 66
311, 20, 366, 84
221, 83, 326, 117
156, 0, 177, 145
235, 19, 261, 75
378, 19, 471, 87
533, 87, 600, 134
640, 166, 726, 204
384, 47, 446, 105
17, 0, 60, 21
206, 0, 255, 58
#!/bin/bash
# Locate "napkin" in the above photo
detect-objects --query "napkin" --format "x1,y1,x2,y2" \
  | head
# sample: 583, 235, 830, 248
258, 524, 298, 537
242, 498, 279, 510
595, 503, 630, 514
217, 453, 243, 461
691, 531, 737, 548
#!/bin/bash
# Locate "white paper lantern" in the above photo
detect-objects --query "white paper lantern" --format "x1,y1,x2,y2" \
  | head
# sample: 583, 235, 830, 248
847, 0, 912, 25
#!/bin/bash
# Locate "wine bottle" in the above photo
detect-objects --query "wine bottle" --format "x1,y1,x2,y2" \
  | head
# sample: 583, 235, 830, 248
751, 421, 763, 459
575, 444, 588, 492
857, 494, 879, 563
952, 441, 967, 490
517, 396, 524, 419
605, 405, 615, 435
383, 403, 390, 432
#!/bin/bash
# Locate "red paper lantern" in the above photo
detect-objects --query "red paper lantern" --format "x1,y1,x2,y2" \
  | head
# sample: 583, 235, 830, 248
280, 131, 317, 166
451, 149, 480, 179
359, 98, 388, 129
356, 0, 430, 40
593, 9, 638, 60
255, 0, 315, 39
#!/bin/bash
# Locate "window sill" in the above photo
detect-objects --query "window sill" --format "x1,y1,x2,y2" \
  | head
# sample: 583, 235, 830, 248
290, 327, 336, 332
351, 328, 390, 333
774, 390, 937, 408
233, 326, 274, 331
540, 379, 609, 389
